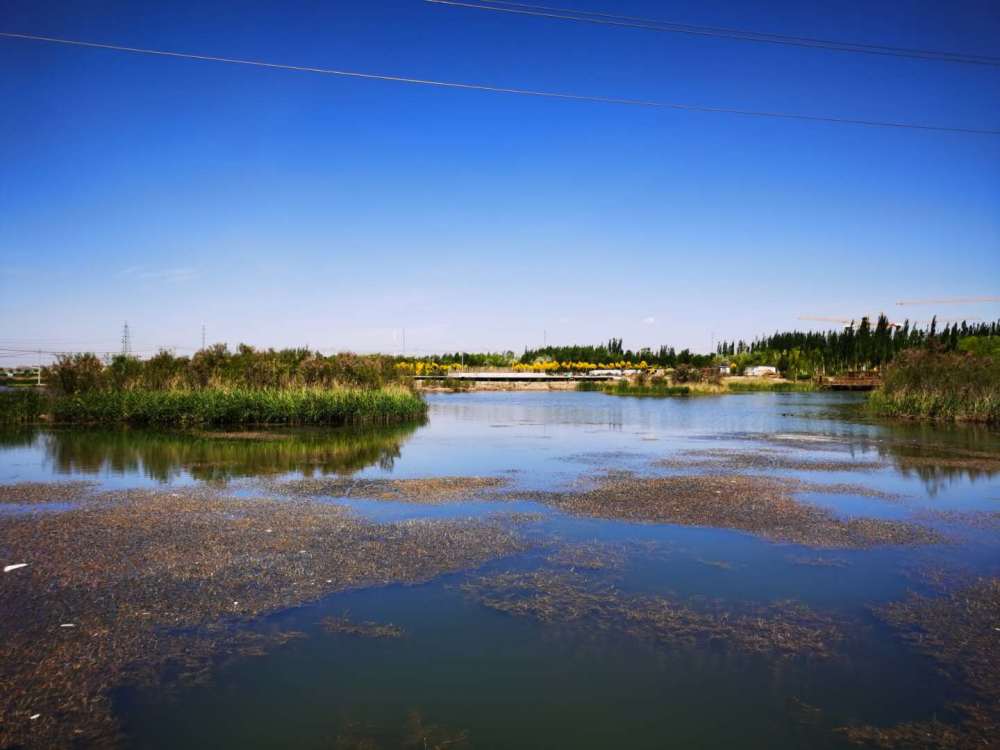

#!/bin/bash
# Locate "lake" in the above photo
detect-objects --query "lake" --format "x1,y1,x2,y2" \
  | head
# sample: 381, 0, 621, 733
1, 391, 997, 749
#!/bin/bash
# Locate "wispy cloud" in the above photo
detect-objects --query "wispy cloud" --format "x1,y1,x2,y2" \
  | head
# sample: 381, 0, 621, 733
641, 316, 656, 325
118, 266, 198, 283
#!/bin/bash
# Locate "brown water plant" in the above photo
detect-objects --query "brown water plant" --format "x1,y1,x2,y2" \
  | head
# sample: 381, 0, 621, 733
510, 474, 936, 549
839, 578, 1000, 748
0, 481, 97, 505
321, 616, 405, 639
657, 448, 884, 473
263, 476, 509, 504
0, 485, 526, 749
462, 570, 845, 659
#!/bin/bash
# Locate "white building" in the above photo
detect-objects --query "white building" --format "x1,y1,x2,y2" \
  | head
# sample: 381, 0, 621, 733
744, 365, 779, 378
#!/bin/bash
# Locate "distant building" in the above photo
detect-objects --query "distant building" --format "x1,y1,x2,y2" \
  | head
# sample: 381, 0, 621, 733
718, 363, 732, 375
744, 365, 779, 378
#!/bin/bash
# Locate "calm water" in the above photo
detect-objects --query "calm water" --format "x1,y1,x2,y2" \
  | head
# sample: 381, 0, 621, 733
2, 392, 998, 749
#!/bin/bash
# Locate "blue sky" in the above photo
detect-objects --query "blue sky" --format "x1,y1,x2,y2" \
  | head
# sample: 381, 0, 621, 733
1, 0, 998, 362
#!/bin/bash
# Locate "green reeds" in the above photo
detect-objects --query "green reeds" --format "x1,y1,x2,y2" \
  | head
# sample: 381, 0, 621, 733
726, 381, 815, 393
47, 386, 426, 427
868, 349, 1000, 423
0, 390, 49, 424
602, 381, 692, 397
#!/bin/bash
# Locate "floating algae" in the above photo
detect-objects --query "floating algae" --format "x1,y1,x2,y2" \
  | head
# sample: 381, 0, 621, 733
261, 476, 509, 504
462, 570, 845, 659
839, 578, 1000, 748
0, 485, 526, 749
508, 474, 937, 549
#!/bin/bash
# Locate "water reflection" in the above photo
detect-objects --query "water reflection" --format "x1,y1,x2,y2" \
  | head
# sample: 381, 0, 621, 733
15, 422, 425, 482
859, 422, 999, 494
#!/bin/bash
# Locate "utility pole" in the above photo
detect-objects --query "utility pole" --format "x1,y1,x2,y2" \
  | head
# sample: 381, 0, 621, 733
121, 322, 131, 356
37, 350, 41, 386
201, 324, 206, 351
402, 328, 406, 357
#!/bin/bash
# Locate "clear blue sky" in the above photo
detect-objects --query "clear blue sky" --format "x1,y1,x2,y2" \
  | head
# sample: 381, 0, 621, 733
1, 0, 998, 362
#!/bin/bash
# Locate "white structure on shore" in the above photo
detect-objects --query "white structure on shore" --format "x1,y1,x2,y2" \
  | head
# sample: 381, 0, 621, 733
744, 365, 779, 377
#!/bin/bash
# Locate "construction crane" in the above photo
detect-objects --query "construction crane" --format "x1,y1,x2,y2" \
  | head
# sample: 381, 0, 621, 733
798, 315, 901, 328
896, 296, 1000, 306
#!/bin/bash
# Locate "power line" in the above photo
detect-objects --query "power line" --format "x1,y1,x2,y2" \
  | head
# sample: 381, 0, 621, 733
426, 0, 1000, 67
1, 31, 998, 136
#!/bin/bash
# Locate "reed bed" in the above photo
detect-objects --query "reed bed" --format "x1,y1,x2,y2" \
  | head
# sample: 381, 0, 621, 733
868, 348, 1000, 423
0, 390, 48, 424
726, 381, 815, 393
46, 386, 426, 427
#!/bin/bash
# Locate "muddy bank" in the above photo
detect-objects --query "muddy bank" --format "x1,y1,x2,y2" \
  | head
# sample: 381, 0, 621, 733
0, 486, 525, 749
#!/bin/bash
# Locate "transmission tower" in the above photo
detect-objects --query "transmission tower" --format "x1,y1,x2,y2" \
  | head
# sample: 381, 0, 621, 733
121, 322, 131, 356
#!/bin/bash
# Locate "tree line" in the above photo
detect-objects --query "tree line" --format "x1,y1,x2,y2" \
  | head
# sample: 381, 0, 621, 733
716, 316, 999, 377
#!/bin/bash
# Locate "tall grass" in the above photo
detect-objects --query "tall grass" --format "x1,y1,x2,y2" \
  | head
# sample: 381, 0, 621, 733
0, 390, 49, 424
726, 381, 815, 393
868, 349, 1000, 423
47, 387, 426, 427
582, 381, 692, 397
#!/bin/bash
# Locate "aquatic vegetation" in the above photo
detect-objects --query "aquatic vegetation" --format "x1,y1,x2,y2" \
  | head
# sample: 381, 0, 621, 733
321, 615, 405, 639
46, 386, 426, 427
868, 348, 1000, 423
787, 555, 850, 568
839, 578, 1000, 748
0, 390, 48, 424
332, 710, 471, 750
0, 485, 526, 748
543, 541, 628, 571
0, 481, 97, 505
601, 381, 691, 397
509, 474, 935, 548
50, 347, 406, 392
462, 570, 846, 658
726, 381, 816, 393
657, 448, 884, 473
263, 476, 509, 504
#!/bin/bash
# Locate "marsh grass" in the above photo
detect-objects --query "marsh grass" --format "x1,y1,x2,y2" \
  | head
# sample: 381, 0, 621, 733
868, 348, 1000, 423
46, 386, 426, 427
0, 390, 48, 424
583, 377, 814, 398
726, 380, 815, 393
